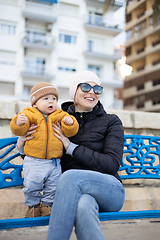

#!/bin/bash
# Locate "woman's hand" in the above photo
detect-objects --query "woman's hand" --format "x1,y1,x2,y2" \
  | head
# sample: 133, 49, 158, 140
53, 122, 70, 150
17, 124, 37, 148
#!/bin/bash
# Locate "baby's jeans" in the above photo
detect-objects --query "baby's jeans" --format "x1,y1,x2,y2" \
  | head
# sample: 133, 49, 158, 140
23, 156, 62, 207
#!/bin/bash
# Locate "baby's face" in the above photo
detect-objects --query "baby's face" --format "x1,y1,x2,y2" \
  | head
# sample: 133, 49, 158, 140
34, 94, 57, 115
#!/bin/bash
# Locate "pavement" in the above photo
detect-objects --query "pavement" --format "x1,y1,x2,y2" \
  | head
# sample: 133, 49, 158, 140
0, 218, 160, 240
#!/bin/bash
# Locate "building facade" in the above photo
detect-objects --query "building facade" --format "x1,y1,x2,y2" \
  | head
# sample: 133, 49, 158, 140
124, 0, 160, 112
0, 0, 124, 109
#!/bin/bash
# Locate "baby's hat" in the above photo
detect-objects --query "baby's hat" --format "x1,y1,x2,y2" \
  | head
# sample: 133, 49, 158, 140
69, 70, 101, 100
30, 82, 58, 106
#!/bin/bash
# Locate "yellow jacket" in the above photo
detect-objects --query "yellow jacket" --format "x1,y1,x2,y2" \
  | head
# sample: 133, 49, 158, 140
10, 107, 79, 159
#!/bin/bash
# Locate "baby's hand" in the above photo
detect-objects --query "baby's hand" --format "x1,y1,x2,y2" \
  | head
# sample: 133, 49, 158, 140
16, 113, 28, 126
63, 116, 74, 126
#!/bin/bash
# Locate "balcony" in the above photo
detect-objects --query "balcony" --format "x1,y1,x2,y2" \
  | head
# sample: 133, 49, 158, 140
125, 62, 160, 81
22, 1, 57, 23
30, 0, 57, 3
152, 39, 160, 47
85, 0, 123, 11
137, 46, 145, 54
21, 61, 54, 80
22, 31, 54, 51
126, 42, 160, 65
84, 50, 121, 61
137, 11, 145, 19
84, 14, 123, 36
126, 20, 160, 48
152, 59, 160, 66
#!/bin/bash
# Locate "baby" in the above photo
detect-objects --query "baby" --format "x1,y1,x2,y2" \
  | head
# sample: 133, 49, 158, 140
10, 82, 79, 218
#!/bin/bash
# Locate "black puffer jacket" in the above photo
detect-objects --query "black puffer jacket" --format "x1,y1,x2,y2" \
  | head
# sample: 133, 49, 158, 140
61, 101, 124, 182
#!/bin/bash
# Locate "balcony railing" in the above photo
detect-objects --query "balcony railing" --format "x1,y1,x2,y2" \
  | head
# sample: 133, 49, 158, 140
84, 14, 123, 30
23, 62, 45, 75
22, 31, 54, 50
21, 61, 54, 79
152, 39, 160, 47
137, 47, 145, 54
137, 65, 145, 71
152, 59, 160, 66
137, 11, 145, 19
85, 0, 123, 7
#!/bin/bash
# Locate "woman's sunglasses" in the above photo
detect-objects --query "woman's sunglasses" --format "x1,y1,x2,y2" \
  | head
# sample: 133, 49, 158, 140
79, 83, 103, 95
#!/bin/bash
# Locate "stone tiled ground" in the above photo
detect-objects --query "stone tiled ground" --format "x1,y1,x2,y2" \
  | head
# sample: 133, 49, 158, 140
1, 218, 160, 240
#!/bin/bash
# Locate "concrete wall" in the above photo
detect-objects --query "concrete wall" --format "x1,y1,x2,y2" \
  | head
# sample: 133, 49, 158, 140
0, 101, 160, 219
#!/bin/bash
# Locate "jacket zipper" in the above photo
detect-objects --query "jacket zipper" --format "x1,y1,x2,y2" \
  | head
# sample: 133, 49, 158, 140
45, 116, 49, 159
79, 113, 83, 133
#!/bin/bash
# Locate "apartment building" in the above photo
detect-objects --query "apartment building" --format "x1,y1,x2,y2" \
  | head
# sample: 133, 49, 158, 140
0, 0, 124, 109
124, 0, 160, 112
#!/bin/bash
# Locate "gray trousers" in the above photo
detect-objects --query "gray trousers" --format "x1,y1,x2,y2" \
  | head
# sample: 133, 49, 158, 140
23, 156, 62, 207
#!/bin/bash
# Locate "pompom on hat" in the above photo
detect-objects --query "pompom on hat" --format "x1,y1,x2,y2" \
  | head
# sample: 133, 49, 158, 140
69, 70, 101, 100
30, 82, 58, 106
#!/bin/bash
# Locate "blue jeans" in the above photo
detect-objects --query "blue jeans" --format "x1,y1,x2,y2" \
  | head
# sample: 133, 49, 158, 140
47, 169, 125, 240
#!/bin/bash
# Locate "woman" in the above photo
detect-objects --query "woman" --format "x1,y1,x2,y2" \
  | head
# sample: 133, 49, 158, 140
17, 70, 125, 240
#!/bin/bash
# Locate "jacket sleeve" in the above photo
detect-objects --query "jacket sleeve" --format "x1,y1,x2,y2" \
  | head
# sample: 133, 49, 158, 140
61, 114, 79, 138
10, 111, 31, 136
72, 114, 124, 174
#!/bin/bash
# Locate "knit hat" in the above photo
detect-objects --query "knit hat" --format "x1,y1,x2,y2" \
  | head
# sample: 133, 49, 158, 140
30, 82, 58, 106
69, 70, 101, 100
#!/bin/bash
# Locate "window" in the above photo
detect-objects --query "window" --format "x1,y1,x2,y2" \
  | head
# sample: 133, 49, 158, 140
126, 13, 131, 23
88, 65, 100, 76
60, 3, 79, 17
137, 84, 144, 91
134, 21, 146, 37
126, 29, 132, 40
23, 85, 33, 101
149, 16, 153, 27
0, 81, 14, 95
58, 58, 77, 72
88, 12, 103, 25
59, 34, 76, 44
95, 13, 102, 25
0, 23, 16, 35
153, 78, 160, 86
0, 51, 16, 65
0, 60, 14, 65
126, 47, 131, 56
88, 40, 93, 52
58, 67, 76, 72
26, 31, 46, 44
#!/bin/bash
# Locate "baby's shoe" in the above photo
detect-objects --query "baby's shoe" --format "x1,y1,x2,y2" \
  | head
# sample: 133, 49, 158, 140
25, 203, 41, 218
41, 203, 52, 217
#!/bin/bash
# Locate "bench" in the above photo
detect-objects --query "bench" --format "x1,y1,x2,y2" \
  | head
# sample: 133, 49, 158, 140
0, 135, 160, 229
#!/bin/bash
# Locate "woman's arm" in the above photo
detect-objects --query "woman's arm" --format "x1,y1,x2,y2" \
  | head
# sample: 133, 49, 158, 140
17, 124, 37, 148
53, 115, 124, 175
53, 122, 78, 157
53, 122, 71, 150
73, 115, 124, 174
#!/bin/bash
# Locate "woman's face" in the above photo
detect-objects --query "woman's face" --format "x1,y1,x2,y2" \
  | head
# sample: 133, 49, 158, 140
74, 82, 100, 112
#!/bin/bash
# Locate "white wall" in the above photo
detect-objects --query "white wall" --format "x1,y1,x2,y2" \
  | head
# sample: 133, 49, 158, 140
0, 0, 124, 110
